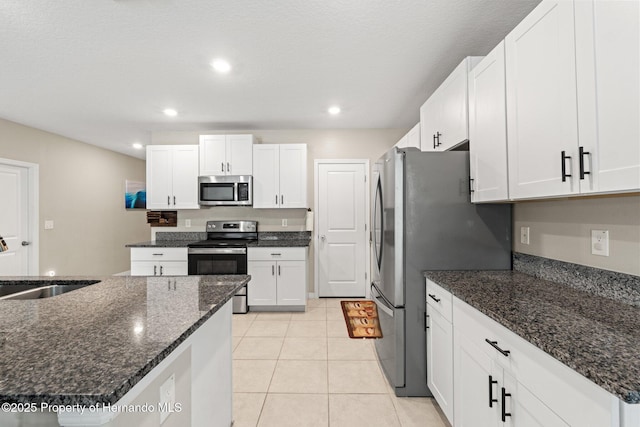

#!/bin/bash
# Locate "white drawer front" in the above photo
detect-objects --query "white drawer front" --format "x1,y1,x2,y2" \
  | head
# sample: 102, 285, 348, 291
426, 279, 453, 322
248, 247, 306, 261
130, 247, 188, 261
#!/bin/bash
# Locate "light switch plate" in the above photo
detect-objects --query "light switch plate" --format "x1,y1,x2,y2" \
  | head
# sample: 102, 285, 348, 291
591, 230, 609, 256
282, 219, 288, 227
185, 219, 191, 228
520, 227, 530, 245
44, 220, 54, 230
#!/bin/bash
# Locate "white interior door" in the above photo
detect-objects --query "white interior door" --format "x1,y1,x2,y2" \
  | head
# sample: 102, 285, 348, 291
317, 162, 367, 297
0, 163, 31, 275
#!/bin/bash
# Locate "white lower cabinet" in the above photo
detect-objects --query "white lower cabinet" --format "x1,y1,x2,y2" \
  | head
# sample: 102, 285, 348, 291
426, 278, 621, 427
426, 280, 454, 424
453, 294, 618, 427
130, 247, 188, 276
247, 247, 307, 309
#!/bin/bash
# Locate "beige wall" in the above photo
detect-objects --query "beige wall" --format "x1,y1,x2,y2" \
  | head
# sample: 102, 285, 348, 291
0, 118, 149, 276
513, 194, 640, 276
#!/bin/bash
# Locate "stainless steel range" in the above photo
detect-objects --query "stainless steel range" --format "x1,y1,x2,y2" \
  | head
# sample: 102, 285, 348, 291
187, 220, 257, 313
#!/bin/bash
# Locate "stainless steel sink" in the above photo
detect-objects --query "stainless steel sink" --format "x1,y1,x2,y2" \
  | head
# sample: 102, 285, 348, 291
0, 280, 100, 301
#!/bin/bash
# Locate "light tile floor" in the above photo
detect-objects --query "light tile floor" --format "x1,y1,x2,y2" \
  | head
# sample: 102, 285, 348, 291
232, 298, 450, 427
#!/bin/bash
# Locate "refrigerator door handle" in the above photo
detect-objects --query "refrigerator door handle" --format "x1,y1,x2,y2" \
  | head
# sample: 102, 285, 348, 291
373, 176, 384, 272
371, 282, 394, 317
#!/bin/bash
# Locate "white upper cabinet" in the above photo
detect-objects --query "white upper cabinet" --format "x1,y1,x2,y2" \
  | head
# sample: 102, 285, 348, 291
469, 41, 509, 203
199, 134, 254, 176
506, 0, 639, 200
253, 144, 307, 209
147, 145, 199, 210
574, 0, 640, 194
506, 0, 580, 200
420, 57, 483, 152
395, 123, 420, 150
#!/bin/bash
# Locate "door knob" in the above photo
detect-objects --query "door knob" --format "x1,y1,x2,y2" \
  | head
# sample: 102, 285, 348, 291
21, 241, 31, 246
320, 235, 326, 241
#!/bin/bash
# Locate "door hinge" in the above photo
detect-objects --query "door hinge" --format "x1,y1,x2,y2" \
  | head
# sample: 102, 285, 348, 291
364, 175, 367, 182
365, 272, 367, 280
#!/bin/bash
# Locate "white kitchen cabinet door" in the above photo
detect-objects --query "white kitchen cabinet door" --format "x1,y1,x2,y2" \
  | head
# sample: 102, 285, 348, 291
247, 261, 277, 306
454, 328, 500, 427
171, 145, 199, 209
279, 144, 307, 208
226, 134, 253, 175
199, 135, 227, 176
502, 373, 570, 427
438, 58, 473, 151
469, 41, 509, 203
146, 146, 173, 209
426, 305, 453, 424
575, 0, 640, 195
275, 260, 306, 306
506, 0, 579, 200
158, 261, 188, 276
147, 145, 198, 210
252, 144, 280, 208
420, 90, 441, 152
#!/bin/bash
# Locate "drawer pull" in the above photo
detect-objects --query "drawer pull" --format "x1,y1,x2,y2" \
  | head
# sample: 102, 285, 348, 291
271, 253, 282, 256
488, 375, 498, 408
152, 253, 164, 256
154, 265, 157, 276
501, 387, 512, 421
428, 293, 441, 303
485, 339, 510, 357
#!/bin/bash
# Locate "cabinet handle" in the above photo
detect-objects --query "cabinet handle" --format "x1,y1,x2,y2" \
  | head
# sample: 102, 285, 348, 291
272, 265, 275, 276
173, 196, 176, 205
485, 339, 510, 357
428, 293, 441, 303
281, 195, 284, 205
579, 146, 591, 180
561, 150, 572, 182
152, 253, 164, 256
154, 265, 157, 276
435, 132, 442, 147
433, 134, 437, 150
160, 265, 163, 276
227, 162, 230, 173
424, 313, 429, 330
488, 375, 498, 408
278, 265, 281, 276
275, 195, 278, 205
271, 253, 282, 256
501, 387, 512, 422
167, 196, 170, 206
221, 162, 224, 172
469, 177, 475, 193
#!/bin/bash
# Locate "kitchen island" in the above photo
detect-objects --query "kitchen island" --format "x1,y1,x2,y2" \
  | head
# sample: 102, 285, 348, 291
0, 275, 248, 427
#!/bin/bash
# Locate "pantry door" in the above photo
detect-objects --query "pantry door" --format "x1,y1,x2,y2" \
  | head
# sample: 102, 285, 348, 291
0, 159, 38, 276
315, 160, 369, 297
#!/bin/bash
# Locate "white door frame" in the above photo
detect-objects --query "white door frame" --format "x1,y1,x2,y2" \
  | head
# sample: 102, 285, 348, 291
0, 157, 39, 275
313, 159, 370, 299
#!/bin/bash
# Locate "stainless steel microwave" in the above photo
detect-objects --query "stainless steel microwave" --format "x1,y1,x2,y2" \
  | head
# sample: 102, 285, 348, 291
198, 175, 253, 206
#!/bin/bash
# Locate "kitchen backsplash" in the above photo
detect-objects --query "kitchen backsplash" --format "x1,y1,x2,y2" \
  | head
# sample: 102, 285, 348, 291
513, 252, 640, 307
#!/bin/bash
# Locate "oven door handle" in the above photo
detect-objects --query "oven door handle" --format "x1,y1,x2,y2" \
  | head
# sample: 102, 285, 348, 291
188, 247, 247, 255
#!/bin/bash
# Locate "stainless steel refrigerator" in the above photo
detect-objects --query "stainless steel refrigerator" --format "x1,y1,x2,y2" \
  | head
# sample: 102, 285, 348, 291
371, 147, 511, 397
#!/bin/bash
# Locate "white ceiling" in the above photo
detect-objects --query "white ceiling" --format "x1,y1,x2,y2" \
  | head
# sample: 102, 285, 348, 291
0, 0, 541, 159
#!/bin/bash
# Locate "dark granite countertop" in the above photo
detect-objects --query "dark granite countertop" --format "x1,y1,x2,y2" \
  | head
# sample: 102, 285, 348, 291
0, 275, 248, 405
424, 270, 640, 404
126, 240, 197, 248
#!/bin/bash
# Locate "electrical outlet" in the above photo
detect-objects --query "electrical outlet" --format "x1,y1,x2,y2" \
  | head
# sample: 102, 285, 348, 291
44, 220, 54, 230
591, 230, 609, 256
159, 374, 176, 424
282, 218, 288, 227
520, 227, 530, 245
185, 219, 191, 228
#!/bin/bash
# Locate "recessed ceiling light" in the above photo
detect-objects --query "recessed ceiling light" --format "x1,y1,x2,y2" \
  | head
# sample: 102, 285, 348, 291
132, 143, 143, 150
211, 59, 232, 73
163, 108, 178, 117
328, 106, 341, 115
